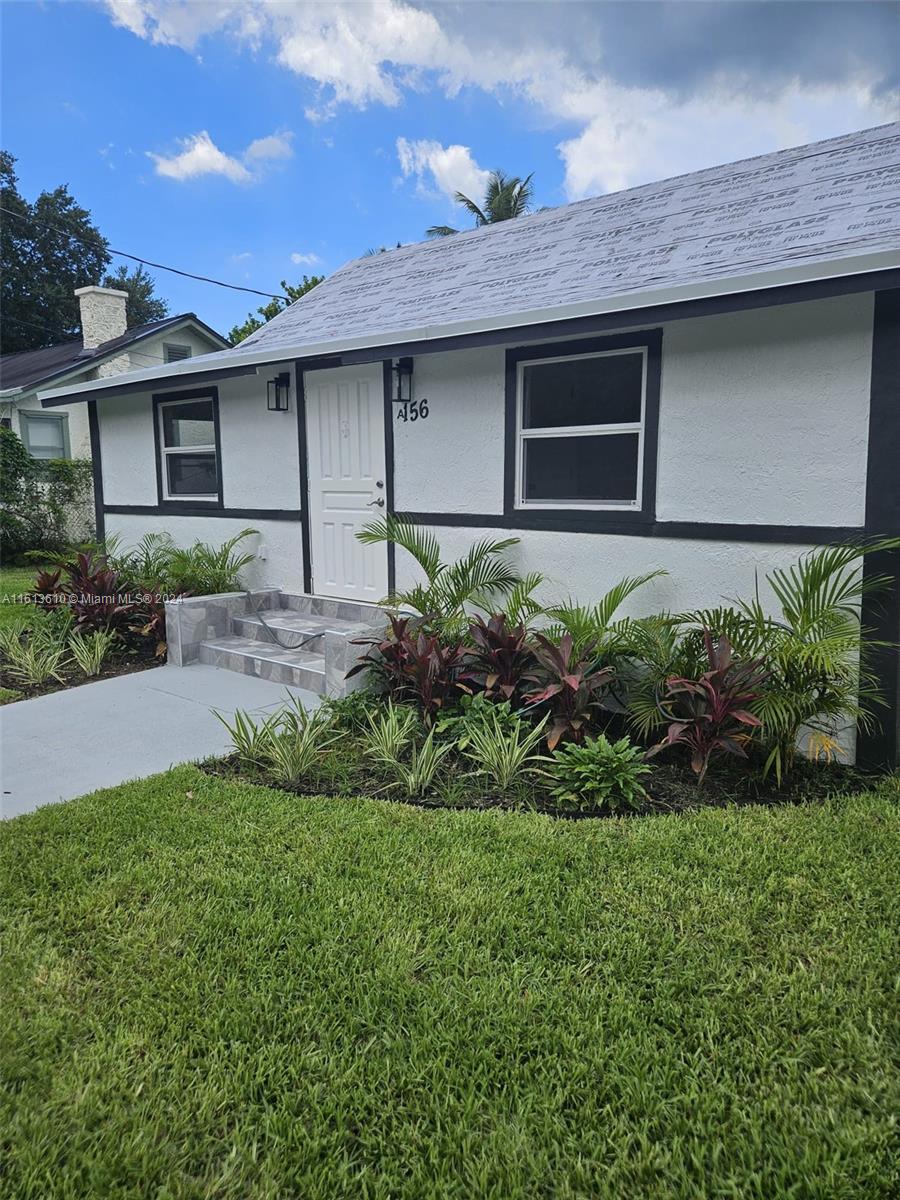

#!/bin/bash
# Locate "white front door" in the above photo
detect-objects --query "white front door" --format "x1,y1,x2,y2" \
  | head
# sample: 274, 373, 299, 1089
305, 364, 388, 601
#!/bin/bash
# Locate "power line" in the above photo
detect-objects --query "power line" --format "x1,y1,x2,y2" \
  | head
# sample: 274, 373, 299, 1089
0, 204, 290, 300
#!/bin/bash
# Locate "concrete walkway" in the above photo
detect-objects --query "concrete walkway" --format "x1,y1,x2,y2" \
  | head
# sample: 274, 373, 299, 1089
0, 664, 319, 820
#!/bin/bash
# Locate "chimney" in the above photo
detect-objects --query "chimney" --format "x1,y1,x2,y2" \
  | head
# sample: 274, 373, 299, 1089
74, 286, 129, 349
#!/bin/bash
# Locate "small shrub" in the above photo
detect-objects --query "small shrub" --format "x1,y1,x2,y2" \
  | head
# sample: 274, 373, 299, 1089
321, 689, 384, 735
543, 735, 652, 812
462, 613, 535, 702
68, 630, 116, 677
214, 707, 279, 769
164, 528, 257, 594
0, 624, 69, 687
522, 632, 614, 749
31, 551, 134, 634
462, 709, 548, 792
435, 692, 522, 750
383, 728, 454, 797
647, 631, 767, 784
349, 615, 467, 720
363, 702, 420, 763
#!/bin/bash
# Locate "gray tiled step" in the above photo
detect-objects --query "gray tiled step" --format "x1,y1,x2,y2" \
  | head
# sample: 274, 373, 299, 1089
232, 608, 369, 649
198, 635, 326, 693
277, 593, 387, 626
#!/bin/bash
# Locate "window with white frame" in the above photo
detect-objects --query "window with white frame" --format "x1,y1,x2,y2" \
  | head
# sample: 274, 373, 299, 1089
20, 411, 70, 460
516, 347, 647, 510
157, 395, 219, 501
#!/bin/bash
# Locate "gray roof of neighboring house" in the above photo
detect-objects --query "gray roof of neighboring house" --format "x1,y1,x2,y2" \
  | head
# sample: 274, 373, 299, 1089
238, 120, 900, 356
0, 313, 227, 393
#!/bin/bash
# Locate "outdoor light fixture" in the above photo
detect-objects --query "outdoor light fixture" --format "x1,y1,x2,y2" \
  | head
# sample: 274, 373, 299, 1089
393, 357, 413, 404
267, 372, 291, 412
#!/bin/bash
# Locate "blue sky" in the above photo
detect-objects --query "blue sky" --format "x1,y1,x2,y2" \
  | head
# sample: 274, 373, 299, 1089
2, 1, 897, 335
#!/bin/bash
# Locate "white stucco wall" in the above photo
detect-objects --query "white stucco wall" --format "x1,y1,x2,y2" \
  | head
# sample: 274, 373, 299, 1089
99, 361, 301, 510
656, 293, 873, 525
104, 513, 305, 592
393, 346, 506, 512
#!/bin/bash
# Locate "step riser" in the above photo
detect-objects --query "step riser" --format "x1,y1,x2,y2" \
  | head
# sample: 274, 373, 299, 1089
198, 644, 326, 694
231, 615, 333, 650
277, 593, 386, 626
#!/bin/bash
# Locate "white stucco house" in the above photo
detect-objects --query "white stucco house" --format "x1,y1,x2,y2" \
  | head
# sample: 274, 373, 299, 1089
1, 285, 227, 467
39, 123, 900, 765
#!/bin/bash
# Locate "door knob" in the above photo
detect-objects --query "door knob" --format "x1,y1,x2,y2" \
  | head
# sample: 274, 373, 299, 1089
367, 497, 385, 507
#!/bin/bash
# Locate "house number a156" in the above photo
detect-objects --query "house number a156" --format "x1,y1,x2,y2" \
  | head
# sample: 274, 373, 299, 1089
395, 398, 429, 422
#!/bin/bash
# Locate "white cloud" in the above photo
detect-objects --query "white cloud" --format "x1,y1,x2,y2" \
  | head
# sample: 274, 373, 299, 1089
147, 127, 294, 184
112, 1, 896, 199
245, 130, 294, 162
290, 250, 321, 266
147, 131, 251, 182
396, 137, 490, 203
230, 251, 253, 262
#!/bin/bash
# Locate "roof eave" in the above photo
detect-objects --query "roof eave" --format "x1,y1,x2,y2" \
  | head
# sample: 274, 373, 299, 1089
38, 249, 898, 406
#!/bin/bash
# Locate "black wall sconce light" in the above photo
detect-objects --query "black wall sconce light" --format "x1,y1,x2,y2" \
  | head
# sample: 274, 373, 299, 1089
267, 372, 291, 412
393, 356, 413, 404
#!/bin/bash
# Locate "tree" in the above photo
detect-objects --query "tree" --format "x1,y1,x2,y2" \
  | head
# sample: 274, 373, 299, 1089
0, 152, 169, 353
227, 274, 324, 344
427, 170, 534, 238
101, 264, 169, 327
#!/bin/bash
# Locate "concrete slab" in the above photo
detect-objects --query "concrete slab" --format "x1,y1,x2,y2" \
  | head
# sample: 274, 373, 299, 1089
0, 664, 320, 820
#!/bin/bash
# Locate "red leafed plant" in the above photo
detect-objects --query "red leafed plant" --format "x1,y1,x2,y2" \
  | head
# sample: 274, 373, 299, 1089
348, 615, 467, 720
461, 613, 535, 703
522, 631, 614, 750
647, 630, 768, 783
30, 551, 136, 634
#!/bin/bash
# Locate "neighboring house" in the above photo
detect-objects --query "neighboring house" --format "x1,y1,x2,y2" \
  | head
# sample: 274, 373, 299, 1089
40, 123, 900, 764
1, 286, 227, 467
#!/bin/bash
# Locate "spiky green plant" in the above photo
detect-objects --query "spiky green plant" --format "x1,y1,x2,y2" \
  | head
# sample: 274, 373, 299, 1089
68, 629, 116, 677
213, 707, 279, 768
0, 624, 69, 687
357, 515, 524, 636
165, 528, 258, 595
363, 702, 420, 764
545, 571, 667, 660
462, 710, 548, 791
383, 727, 454, 797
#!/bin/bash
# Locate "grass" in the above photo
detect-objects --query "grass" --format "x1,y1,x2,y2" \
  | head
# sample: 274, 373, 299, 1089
0, 565, 38, 631
2, 768, 898, 1199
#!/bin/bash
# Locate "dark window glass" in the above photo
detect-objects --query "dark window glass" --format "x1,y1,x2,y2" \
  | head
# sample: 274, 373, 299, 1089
162, 400, 214, 448
166, 452, 218, 497
523, 433, 639, 503
522, 353, 643, 429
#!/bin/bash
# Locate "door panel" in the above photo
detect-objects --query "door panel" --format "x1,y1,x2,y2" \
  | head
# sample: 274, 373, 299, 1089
306, 365, 388, 601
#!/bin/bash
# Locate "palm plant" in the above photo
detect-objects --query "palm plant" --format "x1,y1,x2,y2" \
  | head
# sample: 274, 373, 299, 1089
427, 170, 534, 237
165, 528, 257, 595
356, 515, 524, 637
545, 571, 667, 679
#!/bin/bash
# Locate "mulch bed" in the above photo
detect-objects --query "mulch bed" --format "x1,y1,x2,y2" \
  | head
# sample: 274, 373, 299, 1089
0, 642, 163, 704
198, 750, 875, 821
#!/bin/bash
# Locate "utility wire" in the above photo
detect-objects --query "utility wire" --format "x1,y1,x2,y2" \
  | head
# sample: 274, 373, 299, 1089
0, 204, 290, 300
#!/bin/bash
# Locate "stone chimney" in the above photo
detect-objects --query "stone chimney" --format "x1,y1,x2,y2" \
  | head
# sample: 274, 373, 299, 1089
74, 285, 129, 349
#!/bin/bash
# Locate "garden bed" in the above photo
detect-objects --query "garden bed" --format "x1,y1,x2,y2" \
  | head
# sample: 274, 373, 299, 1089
203, 695, 875, 821
0, 640, 162, 704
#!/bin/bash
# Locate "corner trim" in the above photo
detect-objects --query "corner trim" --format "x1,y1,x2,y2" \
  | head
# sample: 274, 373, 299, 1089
87, 400, 104, 543
294, 363, 313, 593
383, 359, 396, 593
857, 288, 900, 769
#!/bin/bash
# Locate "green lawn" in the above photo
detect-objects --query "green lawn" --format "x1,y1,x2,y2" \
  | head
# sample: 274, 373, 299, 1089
0, 563, 39, 630
2, 769, 898, 1200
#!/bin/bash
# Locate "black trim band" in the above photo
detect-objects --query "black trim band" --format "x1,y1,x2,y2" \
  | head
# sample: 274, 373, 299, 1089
858, 288, 900, 769
397, 511, 863, 545
382, 359, 396, 593
294, 363, 314, 593
87, 399, 104, 543
104, 504, 302, 521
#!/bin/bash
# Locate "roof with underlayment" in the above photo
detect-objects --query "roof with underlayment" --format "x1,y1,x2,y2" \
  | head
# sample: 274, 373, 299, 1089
238, 120, 900, 355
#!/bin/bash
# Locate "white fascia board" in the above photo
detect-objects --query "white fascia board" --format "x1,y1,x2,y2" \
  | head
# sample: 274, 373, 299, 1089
37, 249, 897, 404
